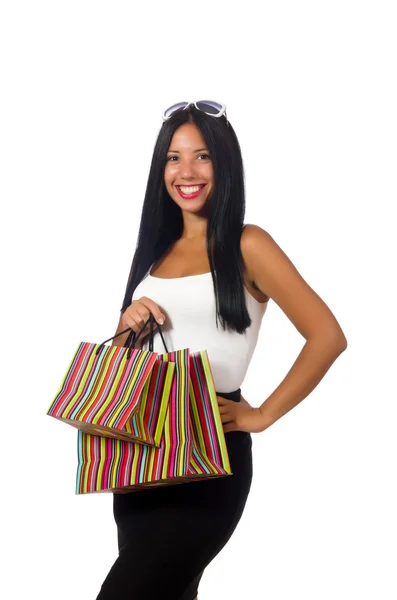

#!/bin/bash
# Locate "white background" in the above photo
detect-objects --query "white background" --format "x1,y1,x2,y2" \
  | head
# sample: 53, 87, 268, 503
1, 1, 396, 598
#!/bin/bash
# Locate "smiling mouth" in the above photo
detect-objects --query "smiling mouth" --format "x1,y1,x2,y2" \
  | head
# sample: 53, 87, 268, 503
176, 184, 206, 192
175, 184, 207, 199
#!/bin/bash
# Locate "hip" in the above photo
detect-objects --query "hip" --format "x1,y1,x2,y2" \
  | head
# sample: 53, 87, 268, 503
113, 388, 252, 510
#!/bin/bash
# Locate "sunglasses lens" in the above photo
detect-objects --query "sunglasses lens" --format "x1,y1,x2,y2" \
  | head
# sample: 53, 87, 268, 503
196, 100, 223, 115
164, 102, 189, 118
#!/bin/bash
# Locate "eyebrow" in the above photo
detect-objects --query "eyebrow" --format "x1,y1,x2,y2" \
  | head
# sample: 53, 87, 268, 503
167, 148, 208, 153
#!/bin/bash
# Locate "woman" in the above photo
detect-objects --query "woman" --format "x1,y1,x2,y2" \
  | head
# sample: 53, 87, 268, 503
97, 101, 347, 599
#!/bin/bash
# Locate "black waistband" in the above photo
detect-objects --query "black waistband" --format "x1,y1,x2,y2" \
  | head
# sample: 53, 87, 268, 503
215, 388, 241, 403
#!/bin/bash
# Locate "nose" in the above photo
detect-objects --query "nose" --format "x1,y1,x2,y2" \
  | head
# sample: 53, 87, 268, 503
178, 159, 198, 180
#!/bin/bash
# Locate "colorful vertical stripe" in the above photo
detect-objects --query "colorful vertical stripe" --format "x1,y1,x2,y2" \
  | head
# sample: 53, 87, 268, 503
47, 341, 174, 446
188, 350, 231, 477
75, 348, 232, 494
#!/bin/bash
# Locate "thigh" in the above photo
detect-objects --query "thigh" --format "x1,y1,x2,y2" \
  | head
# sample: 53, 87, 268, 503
177, 569, 204, 600
98, 503, 214, 600
97, 431, 253, 600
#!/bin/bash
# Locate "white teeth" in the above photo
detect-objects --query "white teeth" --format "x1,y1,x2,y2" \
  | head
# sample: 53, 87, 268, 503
178, 185, 204, 193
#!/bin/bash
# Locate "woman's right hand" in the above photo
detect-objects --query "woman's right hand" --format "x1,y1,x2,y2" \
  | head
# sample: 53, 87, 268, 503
121, 296, 167, 343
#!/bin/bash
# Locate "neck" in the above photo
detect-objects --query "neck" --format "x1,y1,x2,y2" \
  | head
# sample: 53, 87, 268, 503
180, 209, 209, 240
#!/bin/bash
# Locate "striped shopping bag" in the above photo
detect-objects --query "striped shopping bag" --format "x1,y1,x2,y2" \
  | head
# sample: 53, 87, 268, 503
47, 317, 174, 446
76, 346, 232, 494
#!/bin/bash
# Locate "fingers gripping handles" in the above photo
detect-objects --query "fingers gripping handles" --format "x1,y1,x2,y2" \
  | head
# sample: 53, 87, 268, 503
96, 314, 169, 359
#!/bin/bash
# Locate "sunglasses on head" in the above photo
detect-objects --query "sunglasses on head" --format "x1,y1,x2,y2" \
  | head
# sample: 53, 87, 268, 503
162, 100, 228, 124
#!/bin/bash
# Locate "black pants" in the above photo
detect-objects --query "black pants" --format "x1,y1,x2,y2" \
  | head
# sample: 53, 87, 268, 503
96, 388, 253, 600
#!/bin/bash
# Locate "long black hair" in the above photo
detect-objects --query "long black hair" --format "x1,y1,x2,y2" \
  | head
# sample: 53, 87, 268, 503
120, 105, 252, 334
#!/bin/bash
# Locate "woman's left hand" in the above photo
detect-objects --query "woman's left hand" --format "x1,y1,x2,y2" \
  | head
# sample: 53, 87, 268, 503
217, 393, 266, 434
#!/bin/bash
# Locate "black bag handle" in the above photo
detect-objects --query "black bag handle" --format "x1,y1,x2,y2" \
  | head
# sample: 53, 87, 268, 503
96, 313, 169, 359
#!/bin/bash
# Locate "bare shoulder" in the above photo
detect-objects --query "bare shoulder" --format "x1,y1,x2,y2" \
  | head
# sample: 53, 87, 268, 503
240, 223, 347, 346
240, 223, 280, 284
241, 223, 275, 264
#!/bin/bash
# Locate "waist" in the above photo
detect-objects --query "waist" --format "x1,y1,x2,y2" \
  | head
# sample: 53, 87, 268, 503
215, 388, 241, 403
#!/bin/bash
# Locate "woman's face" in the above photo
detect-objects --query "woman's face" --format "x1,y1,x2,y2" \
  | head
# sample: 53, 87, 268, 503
164, 123, 214, 213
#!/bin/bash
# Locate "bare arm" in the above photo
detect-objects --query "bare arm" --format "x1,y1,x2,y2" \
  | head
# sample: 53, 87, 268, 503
241, 224, 348, 431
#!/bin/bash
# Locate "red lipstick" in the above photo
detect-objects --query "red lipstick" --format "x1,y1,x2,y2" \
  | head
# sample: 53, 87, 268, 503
175, 184, 207, 200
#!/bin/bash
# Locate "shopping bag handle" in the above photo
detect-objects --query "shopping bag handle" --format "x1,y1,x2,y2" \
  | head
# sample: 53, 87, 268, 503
96, 313, 168, 358
125, 313, 168, 356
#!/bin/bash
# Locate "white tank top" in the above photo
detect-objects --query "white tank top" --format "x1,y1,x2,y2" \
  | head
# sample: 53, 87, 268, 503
132, 265, 268, 393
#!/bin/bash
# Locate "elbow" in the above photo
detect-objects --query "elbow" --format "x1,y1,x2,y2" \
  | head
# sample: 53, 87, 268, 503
336, 336, 348, 353
328, 332, 348, 355
334, 327, 348, 352
307, 330, 348, 354
323, 322, 348, 354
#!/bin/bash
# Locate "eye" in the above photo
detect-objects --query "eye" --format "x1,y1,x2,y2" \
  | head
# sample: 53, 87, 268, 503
166, 154, 211, 162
